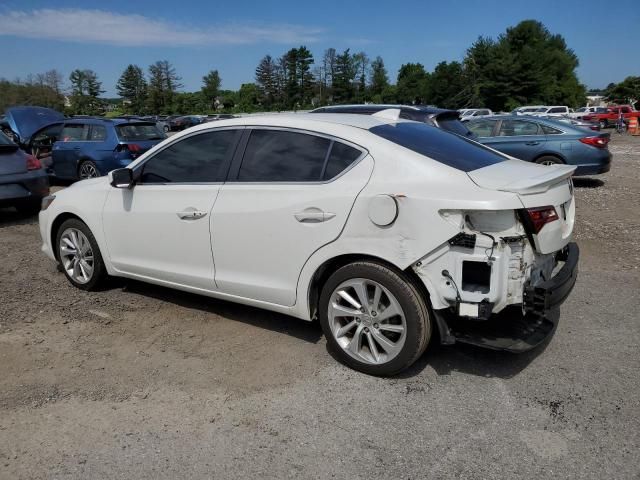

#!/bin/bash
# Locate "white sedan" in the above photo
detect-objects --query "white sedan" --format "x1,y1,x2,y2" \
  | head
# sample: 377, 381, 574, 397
38, 112, 579, 375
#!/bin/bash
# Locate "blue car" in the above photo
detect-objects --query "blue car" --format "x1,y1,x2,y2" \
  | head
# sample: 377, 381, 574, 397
464, 115, 611, 175
29, 117, 166, 180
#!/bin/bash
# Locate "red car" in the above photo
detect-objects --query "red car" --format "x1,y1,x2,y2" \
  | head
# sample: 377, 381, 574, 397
583, 105, 640, 129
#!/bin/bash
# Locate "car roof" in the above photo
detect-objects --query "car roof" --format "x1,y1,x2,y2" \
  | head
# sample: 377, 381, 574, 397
311, 104, 451, 115
64, 117, 151, 125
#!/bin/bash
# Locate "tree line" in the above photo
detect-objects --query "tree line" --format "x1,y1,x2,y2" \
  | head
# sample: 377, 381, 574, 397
1, 21, 638, 116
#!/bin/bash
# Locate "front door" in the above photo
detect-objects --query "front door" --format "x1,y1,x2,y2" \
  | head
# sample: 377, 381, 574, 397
102, 129, 241, 290
211, 128, 372, 306
53, 123, 90, 178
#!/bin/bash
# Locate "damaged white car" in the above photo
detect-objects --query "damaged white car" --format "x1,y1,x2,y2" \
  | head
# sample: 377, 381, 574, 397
38, 112, 579, 375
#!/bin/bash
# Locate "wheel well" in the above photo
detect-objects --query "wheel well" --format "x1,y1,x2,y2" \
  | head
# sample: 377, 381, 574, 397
534, 152, 565, 164
307, 254, 429, 320
50, 213, 84, 261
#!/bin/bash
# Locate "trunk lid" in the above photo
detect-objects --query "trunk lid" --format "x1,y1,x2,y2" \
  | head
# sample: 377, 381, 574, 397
468, 159, 576, 254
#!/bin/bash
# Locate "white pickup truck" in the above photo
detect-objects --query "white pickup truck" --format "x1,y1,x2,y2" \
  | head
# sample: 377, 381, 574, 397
568, 106, 608, 119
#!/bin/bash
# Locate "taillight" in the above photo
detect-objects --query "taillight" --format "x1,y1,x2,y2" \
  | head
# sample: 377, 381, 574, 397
116, 144, 142, 158
127, 144, 141, 153
580, 136, 609, 148
26, 154, 42, 170
526, 206, 559, 234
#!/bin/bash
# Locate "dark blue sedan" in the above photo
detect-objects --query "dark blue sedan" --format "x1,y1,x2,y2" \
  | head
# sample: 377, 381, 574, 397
464, 115, 611, 175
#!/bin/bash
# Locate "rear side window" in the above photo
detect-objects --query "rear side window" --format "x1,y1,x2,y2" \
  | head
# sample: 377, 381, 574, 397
141, 130, 239, 183
323, 142, 362, 180
498, 120, 541, 136
117, 123, 164, 141
61, 124, 89, 141
369, 122, 506, 172
548, 107, 566, 114
541, 124, 563, 135
237, 130, 331, 182
89, 125, 107, 141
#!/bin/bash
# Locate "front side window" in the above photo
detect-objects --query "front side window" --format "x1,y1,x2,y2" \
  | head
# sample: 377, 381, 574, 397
467, 119, 497, 137
61, 124, 89, 141
237, 130, 331, 182
548, 107, 566, 114
141, 130, 239, 183
498, 120, 541, 136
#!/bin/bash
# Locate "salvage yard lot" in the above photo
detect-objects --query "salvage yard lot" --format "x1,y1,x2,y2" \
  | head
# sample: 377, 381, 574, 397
1, 135, 639, 479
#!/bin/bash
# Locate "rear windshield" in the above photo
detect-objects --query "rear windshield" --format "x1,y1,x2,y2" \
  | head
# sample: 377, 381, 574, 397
369, 122, 507, 172
116, 123, 164, 141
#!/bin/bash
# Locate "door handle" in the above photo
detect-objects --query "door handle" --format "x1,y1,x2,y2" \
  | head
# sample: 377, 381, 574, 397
525, 141, 540, 146
73, 146, 81, 150
294, 210, 336, 223
177, 210, 207, 220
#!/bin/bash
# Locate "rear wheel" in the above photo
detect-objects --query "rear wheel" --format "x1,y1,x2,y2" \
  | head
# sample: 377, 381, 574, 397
319, 261, 431, 376
536, 156, 563, 166
78, 160, 100, 180
56, 219, 107, 290
599, 120, 608, 129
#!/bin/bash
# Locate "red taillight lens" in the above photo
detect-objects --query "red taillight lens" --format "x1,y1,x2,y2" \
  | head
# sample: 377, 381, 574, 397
580, 136, 609, 148
26, 154, 42, 170
127, 144, 141, 152
526, 206, 559, 234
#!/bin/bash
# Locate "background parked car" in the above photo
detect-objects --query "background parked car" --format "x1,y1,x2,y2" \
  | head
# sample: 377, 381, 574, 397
0, 130, 49, 215
30, 118, 166, 180
464, 115, 611, 175
459, 108, 493, 120
582, 105, 640, 129
168, 115, 207, 131
511, 105, 546, 115
568, 106, 607, 119
205, 114, 237, 122
311, 104, 476, 137
0, 106, 65, 150
528, 106, 571, 117
546, 116, 600, 131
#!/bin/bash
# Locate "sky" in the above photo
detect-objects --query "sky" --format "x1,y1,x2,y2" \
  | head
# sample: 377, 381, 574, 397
0, 0, 638, 97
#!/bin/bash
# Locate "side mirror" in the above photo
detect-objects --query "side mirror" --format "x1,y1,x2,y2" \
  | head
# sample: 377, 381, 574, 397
109, 168, 134, 189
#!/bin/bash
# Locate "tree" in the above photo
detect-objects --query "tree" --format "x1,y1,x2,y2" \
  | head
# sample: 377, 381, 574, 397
202, 70, 221, 110
396, 63, 429, 104
353, 51, 369, 102
116, 65, 147, 114
255, 55, 278, 109
147, 60, 182, 113
68, 69, 105, 115
605, 76, 640, 108
238, 83, 260, 112
333, 49, 356, 103
369, 56, 389, 101
428, 61, 466, 108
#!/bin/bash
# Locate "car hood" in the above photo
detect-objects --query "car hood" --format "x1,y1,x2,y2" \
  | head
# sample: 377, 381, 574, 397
4, 106, 65, 144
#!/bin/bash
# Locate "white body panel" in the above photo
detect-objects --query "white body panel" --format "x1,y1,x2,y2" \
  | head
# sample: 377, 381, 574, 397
39, 113, 576, 324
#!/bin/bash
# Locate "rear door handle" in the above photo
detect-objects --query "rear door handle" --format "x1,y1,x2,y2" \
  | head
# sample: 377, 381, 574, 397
177, 210, 207, 220
525, 141, 540, 146
294, 210, 336, 223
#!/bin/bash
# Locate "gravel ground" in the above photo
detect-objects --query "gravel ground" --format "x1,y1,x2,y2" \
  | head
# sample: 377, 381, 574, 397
1, 134, 639, 479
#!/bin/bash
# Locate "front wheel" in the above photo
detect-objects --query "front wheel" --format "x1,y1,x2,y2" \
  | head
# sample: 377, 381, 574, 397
319, 261, 431, 376
536, 156, 562, 166
599, 120, 608, 129
56, 219, 107, 290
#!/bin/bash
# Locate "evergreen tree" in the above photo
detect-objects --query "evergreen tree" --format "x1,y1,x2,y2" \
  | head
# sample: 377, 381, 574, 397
202, 70, 221, 110
396, 63, 429, 104
116, 65, 147, 114
369, 56, 389, 100
147, 60, 182, 113
333, 49, 356, 103
68, 69, 104, 115
255, 55, 278, 109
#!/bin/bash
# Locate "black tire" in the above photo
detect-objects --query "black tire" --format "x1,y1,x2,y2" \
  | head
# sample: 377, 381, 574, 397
535, 155, 563, 166
55, 218, 107, 290
319, 261, 431, 376
163, 125, 170, 132
15, 198, 42, 216
77, 160, 100, 180
599, 120, 608, 129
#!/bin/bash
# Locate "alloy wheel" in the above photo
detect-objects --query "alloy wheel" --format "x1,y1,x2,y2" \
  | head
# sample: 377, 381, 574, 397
79, 162, 99, 179
328, 278, 407, 365
59, 228, 94, 284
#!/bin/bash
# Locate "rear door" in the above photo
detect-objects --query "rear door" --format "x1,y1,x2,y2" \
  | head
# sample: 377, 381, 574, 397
481, 119, 546, 161
211, 128, 372, 306
53, 123, 90, 178
102, 128, 242, 290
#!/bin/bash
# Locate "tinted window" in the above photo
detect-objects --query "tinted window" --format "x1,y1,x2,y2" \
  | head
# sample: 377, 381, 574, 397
89, 125, 107, 141
541, 124, 563, 135
141, 130, 239, 183
498, 120, 540, 136
370, 122, 506, 172
238, 130, 330, 182
61, 124, 89, 141
548, 107, 566, 113
323, 142, 362, 180
467, 119, 496, 137
116, 123, 164, 141
437, 117, 475, 137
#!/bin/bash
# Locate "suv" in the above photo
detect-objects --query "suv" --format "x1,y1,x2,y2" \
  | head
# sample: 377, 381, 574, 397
311, 104, 475, 138
30, 118, 166, 180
